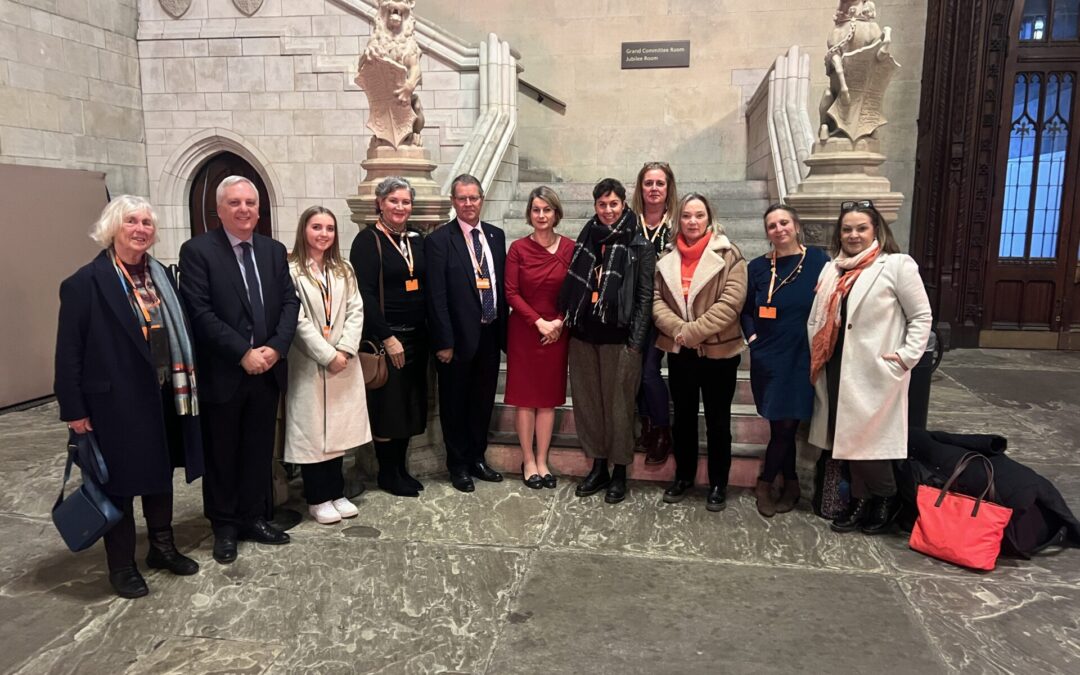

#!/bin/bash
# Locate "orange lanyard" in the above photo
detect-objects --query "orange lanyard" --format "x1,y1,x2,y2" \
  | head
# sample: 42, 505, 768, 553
314, 264, 332, 338
767, 246, 807, 305
463, 226, 489, 278
376, 221, 415, 278
112, 254, 154, 340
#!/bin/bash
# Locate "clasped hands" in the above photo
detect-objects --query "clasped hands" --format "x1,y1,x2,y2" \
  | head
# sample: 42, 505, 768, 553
241, 346, 281, 375
536, 318, 563, 346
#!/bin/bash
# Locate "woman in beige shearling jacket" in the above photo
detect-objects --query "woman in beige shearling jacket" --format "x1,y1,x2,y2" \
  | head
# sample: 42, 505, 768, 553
652, 193, 748, 512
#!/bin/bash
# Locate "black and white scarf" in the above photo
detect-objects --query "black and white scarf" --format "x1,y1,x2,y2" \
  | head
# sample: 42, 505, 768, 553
559, 207, 637, 327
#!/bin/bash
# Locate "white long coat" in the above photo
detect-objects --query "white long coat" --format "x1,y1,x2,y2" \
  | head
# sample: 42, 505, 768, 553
807, 253, 932, 460
285, 259, 372, 464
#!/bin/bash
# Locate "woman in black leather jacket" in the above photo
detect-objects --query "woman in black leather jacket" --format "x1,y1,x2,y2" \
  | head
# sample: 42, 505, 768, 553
558, 178, 656, 503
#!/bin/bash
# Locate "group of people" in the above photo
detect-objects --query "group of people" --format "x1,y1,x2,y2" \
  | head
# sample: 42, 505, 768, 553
54, 165, 932, 600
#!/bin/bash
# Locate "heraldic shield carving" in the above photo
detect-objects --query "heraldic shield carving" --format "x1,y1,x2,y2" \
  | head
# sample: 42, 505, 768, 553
356, 57, 418, 150
233, 0, 265, 17
159, 0, 192, 19
825, 42, 900, 142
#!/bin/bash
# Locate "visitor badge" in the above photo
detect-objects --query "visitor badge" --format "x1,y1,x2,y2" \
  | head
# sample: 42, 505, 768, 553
759, 306, 777, 320
591, 291, 599, 304
405, 278, 419, 292
322, 325, 331, 338
476, 277, 492, 290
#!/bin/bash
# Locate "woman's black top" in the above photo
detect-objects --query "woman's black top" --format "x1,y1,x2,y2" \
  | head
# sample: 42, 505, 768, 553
350, 225, 427, 340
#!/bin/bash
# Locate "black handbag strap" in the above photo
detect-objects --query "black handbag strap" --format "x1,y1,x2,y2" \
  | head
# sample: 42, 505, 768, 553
936, 451, 996, 516
54, 441, 79, 511
372, 226, 386, 314
76, 431, 110, 484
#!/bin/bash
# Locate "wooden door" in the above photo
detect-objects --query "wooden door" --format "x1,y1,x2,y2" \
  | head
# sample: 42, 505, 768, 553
188, 151, 273, 238
982, 0, 1080, 349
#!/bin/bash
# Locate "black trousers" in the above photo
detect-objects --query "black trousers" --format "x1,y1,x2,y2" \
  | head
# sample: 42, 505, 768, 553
300, 456, 345, 504
103, 492, 172, 572
436, 323, 500, 472
849, 460, 898, 499
668, 350, 741, 488
200, 372, 279, 533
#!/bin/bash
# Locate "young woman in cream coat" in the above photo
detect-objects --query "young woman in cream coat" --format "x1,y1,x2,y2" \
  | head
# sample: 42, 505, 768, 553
807, 201, 931, 535
286, 206, 372, 524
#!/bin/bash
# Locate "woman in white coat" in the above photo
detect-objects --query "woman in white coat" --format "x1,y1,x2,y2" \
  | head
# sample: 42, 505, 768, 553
286, 206, 372, 524
807, 200, 931, 535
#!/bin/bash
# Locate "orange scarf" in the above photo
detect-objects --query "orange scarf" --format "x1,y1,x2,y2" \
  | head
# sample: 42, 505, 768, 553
808, 241, 881, 383
676, 231, 711, 299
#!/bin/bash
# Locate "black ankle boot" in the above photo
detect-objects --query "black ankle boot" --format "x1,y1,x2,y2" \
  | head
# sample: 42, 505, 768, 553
376, 441, 418, 497
830, 497, 872, 533
395, 440, 423, 492
146, 527, 199, 576
575, 458, 610, 497
605, 464, 627, 504
109, 565, 148, 599
861, 496, 900, 535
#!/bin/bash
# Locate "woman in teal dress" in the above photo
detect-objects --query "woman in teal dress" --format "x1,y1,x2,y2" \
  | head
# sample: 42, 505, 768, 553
740, 204, 829, 517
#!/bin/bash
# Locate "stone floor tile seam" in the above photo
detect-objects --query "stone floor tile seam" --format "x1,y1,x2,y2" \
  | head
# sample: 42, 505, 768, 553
882, 576, 956, 674
475, 547, 541, 675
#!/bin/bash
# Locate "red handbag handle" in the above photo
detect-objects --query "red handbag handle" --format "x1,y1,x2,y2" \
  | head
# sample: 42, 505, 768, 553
935, 451, 996, 516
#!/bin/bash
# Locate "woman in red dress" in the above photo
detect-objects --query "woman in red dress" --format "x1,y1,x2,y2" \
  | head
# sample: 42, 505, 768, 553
505, 186, 574, 489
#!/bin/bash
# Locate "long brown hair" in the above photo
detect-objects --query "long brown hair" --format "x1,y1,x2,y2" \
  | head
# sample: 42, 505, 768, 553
829, 203, 901, 256
289, 206, 354, 286
632, 161, 678, 219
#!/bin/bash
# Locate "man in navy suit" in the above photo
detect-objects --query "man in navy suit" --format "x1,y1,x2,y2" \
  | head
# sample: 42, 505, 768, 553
425, 174, 508, 492
179, 176, 299, 563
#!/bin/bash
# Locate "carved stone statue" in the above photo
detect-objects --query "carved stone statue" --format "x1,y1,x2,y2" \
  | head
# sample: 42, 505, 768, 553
356, 0, 425, 150
818, 1, 900, 142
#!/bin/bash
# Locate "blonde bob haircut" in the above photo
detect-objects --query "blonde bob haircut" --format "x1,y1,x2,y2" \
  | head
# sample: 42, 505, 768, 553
89, 195, 158, 249
524, 185, 564, 228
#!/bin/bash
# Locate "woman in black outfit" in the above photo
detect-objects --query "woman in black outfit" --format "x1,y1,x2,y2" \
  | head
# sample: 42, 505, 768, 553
350, 176, 429, 496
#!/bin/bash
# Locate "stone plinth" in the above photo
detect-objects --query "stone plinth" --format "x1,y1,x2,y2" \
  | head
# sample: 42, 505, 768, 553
347, 146, 452, 232
785, 136, 904, 246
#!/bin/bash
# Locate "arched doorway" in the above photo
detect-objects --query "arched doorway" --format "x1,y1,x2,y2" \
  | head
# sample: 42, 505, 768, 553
189, 151, 273, 238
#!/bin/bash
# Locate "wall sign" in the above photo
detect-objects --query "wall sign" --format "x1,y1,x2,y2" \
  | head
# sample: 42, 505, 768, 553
621, 41, 691, 70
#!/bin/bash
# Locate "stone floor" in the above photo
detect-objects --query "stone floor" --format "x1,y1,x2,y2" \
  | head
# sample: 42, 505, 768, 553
1, 349, 1079, 674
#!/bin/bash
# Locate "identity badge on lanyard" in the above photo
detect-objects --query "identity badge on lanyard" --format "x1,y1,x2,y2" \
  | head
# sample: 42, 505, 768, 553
759, 247, 806, 320
113, 255, 154, 340
464, 229, 492, 290
316, 266, 333, 339
377, 222, 419, 292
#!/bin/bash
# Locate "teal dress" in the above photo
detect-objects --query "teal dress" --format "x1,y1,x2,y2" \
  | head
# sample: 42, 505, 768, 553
739, 246, 829, 421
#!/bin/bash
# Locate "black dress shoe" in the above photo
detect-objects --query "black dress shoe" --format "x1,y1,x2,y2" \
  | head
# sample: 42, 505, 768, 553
604, 474, 627, 504
521, 464, 543, 489
706, 486, 727, 512
575, 459, 610, 497
146, 528, 199, 576
542, 473, 557, 489
212, 533, 238, 564
240, 518, 291, 545
830, 497, 872, 533
663, 479, 694, 504
109, 565, 148, 599
861, 496, 900, 535
469, 461, 504, 482
450, 470, 475, 493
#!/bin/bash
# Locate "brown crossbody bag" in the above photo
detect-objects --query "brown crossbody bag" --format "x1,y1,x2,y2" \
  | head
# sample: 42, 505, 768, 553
358, 231, 389, 389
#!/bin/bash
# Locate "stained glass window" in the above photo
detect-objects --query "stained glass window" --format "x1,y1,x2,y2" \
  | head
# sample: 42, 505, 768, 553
1022, 0, 1051, 40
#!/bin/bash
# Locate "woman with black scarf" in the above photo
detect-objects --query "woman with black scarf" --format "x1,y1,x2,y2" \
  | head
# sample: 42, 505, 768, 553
558, 178, 657, 504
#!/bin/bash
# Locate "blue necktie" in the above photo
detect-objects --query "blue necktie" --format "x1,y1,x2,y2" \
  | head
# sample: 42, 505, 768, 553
471, 229, 496, 324
239, 242, 267, 346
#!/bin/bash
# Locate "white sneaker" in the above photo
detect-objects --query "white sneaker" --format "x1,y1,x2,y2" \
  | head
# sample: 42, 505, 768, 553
309, 501, 341, 524
332, 497, 359, 519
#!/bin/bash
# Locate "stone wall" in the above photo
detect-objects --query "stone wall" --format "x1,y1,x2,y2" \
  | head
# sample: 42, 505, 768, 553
0, 0, 147, 196
136, 0, 482, 262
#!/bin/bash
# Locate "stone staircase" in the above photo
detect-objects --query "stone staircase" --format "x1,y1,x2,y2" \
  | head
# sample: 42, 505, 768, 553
501, 179, 773, 261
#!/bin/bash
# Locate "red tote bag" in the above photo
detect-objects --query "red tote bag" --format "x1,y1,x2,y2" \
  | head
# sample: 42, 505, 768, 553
909, 452, 1013, 571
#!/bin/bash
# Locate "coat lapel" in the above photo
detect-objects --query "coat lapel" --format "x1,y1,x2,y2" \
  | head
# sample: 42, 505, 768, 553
92, 252, 153, 363
847, 255, 888, 318
686, 248, 725, 314
657, 252, 688, 319
448, 221, 481, 304
213, 228, 253, 317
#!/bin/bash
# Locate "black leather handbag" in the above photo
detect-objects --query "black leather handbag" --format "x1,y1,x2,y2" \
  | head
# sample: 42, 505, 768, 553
52, 431, 122, 552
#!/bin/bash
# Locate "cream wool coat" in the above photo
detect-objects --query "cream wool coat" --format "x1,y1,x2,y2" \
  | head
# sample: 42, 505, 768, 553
652, 232, 748, 359
807, 253, 932, 460
284, 259, 371, 464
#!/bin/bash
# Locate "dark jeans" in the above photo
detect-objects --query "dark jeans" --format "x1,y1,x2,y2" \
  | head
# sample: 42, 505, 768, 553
436, 323, 500, 472
300, 457, 345, 504
103, 492, 172, 572
849, 460, 898, 499
668, 350, 740, 488
637, 327, 670, 426
761, 419, 801, 482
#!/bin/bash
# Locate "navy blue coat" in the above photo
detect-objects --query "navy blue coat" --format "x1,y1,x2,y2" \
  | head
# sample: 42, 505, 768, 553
54, 251, 204, 497
424, 219, 508, 360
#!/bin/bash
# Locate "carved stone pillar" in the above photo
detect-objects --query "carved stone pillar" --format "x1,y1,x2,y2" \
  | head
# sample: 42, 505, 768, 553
347, 146, 450, 232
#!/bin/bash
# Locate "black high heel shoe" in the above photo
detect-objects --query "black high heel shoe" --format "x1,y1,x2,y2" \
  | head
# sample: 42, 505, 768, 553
521, 464, 543, 490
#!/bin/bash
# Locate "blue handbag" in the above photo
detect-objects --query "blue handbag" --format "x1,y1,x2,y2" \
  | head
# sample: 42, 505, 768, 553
52, 431, 122, 552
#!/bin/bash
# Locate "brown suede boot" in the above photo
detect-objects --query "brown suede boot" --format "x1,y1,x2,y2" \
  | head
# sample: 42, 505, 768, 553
755, 479, 777, 518
775, 477, 801, 514
645, 425, 671, 465
634, 417, 653, 452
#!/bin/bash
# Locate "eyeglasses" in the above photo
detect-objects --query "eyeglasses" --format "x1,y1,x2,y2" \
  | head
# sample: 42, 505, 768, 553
840, 200, 875, 212
453, 195, 483, 204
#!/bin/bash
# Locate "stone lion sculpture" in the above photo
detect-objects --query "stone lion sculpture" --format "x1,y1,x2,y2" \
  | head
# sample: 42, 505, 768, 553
356, 0, 425, 149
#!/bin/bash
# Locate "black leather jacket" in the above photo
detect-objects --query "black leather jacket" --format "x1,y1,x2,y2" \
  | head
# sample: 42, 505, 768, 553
619, 229, 657, 351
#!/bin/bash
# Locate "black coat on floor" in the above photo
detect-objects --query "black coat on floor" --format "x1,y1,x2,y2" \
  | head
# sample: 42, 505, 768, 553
54, 251, 204, 497
903, 429, 1080, 556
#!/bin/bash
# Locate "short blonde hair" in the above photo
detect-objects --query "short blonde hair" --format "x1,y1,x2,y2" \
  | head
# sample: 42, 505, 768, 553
89, 195, 158, 249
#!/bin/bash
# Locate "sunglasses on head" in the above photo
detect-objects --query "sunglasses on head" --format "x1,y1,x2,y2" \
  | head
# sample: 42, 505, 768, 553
840, 200, 875, 212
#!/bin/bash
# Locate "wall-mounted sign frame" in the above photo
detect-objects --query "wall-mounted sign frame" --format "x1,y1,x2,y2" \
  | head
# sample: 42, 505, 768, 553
621, 41, 691, 70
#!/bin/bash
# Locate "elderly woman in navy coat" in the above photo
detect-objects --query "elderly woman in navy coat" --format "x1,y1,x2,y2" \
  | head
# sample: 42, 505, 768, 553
54, 196, 204, 599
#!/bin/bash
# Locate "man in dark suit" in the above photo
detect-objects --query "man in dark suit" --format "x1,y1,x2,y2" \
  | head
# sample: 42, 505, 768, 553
179, 176, 299, 563
425, 174, 508, 493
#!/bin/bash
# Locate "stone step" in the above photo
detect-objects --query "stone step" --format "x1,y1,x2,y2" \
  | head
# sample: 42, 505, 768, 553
496, 365, 756, 405
514, 180, 770, 202
506, 197, 770, 219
